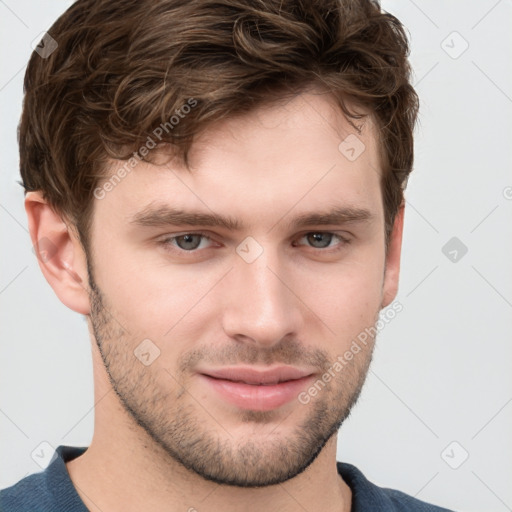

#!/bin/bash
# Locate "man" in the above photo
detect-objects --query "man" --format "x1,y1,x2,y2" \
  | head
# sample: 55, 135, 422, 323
0, 0, 455, 510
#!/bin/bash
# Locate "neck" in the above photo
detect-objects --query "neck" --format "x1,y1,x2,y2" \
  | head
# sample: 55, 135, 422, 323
67, 433, 351, 512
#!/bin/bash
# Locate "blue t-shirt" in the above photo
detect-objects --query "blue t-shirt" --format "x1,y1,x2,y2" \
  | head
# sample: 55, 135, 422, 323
0, 445, 455, 511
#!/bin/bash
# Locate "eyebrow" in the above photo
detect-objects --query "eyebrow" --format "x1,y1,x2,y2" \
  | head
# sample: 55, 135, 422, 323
130, 203, 376, 231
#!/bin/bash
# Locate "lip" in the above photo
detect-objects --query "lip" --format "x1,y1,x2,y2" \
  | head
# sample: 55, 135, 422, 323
197, 366, 315, 411
200, 366, 313, 385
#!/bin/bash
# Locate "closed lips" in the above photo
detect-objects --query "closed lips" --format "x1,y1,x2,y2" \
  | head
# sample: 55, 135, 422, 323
207, 375, 294, 386
199, 366, 314, 386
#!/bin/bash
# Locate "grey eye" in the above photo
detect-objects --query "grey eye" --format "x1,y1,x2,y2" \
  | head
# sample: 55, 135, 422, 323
175, 234, 204, 250
305, 233, 333, 248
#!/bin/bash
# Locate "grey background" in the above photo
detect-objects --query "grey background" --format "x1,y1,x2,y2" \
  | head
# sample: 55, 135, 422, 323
1, 1, 511, 511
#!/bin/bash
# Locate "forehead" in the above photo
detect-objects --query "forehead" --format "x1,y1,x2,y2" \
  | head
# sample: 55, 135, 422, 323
93, 91, 383, 231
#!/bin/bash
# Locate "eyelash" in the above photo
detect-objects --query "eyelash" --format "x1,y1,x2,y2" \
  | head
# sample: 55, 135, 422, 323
158, 231, 352, 256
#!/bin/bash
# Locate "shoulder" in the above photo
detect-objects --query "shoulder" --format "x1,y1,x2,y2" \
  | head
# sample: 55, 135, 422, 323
382, 487, 455, 512
0, 445, 88, 512
0, 471, 50, 511
337, 462, 456, 512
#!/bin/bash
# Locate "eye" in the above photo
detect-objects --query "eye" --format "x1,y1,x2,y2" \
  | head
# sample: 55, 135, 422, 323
294, 232, 351, 251
159, 232, 214, 252
158, 230, 351, 256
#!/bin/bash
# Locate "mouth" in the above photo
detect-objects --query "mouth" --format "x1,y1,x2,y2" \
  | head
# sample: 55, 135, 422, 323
197, 366, 315, 411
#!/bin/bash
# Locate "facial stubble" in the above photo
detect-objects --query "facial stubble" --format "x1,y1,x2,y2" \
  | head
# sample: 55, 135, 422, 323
86, 261, 378, 487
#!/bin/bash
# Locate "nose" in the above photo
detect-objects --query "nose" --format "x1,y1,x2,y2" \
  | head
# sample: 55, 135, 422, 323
220, 248, 303, 348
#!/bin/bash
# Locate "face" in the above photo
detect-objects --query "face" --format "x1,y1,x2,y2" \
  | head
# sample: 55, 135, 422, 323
86, 91, 395, 487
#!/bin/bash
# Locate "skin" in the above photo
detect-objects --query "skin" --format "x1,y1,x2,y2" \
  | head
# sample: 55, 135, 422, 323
26, 90, 404, 512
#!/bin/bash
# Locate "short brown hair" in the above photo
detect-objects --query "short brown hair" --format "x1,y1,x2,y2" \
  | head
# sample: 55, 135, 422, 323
20, 0, 419, 253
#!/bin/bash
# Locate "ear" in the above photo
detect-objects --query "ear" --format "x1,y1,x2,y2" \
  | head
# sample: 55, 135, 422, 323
25, 191, 91, 315
381, 202, 405, 308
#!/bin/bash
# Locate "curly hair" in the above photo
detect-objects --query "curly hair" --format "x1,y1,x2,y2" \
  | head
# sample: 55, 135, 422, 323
19, 0, 419, 253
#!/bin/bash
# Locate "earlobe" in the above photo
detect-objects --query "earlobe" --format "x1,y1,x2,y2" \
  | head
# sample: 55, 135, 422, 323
25, 191, 91, 315
381, 202, 405, 309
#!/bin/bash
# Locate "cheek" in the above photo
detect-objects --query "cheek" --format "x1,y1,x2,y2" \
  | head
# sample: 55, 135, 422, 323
95, 247, 225, 345
296, 251, 385, 345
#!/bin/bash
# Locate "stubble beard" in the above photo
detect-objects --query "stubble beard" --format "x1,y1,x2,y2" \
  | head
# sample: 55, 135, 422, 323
87, 267, 377, 487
